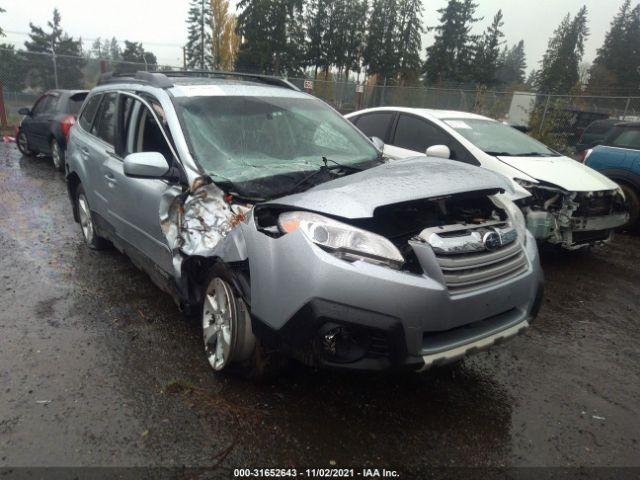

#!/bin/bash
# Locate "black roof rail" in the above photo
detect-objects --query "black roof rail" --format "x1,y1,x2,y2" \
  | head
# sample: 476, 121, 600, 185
157, 70, 301, 91
97, 70, 300, 92
97, 71, 174, 88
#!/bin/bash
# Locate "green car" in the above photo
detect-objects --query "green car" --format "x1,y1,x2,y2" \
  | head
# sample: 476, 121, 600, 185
576, 119, 619, 160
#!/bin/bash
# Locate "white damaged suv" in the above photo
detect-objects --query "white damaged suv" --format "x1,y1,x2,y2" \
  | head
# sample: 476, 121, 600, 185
346, 108, 628, 249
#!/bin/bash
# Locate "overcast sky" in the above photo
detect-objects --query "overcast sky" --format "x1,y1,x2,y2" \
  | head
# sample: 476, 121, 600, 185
0, 0, 627, 71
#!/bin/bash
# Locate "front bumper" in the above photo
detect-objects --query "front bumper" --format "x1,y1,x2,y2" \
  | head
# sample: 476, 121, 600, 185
241, 216, 544, 372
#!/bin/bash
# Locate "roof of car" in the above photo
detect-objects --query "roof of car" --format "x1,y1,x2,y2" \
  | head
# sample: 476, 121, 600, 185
168, 79, 309, 99
46, 89, 89, 96
96, 70, 302, 96
348, 106, 490, 121
615, 121, 640, 128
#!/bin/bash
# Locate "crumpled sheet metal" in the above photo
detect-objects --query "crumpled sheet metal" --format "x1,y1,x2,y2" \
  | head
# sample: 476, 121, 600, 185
179, 184, 234, 256
160, 181, 236, 276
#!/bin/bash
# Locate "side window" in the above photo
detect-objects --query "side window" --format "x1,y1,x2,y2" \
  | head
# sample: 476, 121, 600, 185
354, 112, 395, 142
123, 95, 173, 163
31, 95, 52, 116
45, 94, 60, 113
78, 94, 102, 131
393, 114, 450, 153
91, 93, 117, 146
609, 129, 640, 150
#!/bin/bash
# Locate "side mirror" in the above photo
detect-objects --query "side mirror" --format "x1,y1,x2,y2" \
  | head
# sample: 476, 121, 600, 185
370, 136, 385, 151
18, 107, 32, 116
123, 152, 169, 178
426, 145, 451, 159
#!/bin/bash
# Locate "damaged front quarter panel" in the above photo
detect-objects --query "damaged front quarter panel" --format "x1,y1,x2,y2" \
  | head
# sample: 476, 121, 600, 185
159, 177, 251, 280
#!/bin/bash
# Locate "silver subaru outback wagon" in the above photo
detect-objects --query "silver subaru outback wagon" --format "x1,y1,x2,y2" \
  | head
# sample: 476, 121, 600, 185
65, 71, 544, 378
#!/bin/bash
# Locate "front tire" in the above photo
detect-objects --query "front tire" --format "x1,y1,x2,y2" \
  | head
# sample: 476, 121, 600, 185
76, 185, 108, 250
202, 266, 279, 380
51, 138, 65, 171
16, 130, 33, 156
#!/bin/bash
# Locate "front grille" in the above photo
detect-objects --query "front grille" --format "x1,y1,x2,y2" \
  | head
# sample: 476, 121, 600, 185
435, 242, 528, 295
575, 193, 615, 217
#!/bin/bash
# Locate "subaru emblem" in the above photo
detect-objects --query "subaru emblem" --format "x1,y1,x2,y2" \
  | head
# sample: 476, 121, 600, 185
482, 231, 502, 251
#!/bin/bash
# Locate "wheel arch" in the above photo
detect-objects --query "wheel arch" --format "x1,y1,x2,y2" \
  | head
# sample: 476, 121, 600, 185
66, 172, 82, 222
597, 168, 640, 192
181, 256, 251, 313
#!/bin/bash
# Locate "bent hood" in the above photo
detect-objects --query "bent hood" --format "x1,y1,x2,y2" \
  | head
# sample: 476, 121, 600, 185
268, 157, 513, 219
497, 155, 619, 192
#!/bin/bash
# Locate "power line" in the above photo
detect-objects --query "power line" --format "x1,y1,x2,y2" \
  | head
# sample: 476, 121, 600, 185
3, 29, 184, 48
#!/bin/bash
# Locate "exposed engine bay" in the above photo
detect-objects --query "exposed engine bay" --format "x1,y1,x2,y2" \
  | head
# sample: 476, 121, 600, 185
515, 181, 628, 249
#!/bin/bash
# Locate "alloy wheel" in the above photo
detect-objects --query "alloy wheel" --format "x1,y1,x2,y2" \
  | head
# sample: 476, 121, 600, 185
202, 278, 236, 371
51, 141, 63, 170
77, 193, 94, 244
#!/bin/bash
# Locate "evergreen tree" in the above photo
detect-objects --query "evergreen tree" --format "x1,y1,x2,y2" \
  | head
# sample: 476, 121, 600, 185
0, 5, 6, 37
305, 0, 330, 78
118, 41, 158, 73
341, 0, 368, 81
363, 0, 400, 83
424, 0, 481, 85
185, 0, 213, 69
396, 0, 423, 83
108, 37, 121, 61
236, 0, 304, 75
0, 44, 26, 91
537, 6, 589, 93
90, 38, 104, 59
470, 9, 504, 85
23, 9, 85, 90
497, 40, 527, 85
589, 0, 640, 94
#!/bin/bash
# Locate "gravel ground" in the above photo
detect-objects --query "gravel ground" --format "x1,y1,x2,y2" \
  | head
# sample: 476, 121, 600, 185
0, 142, 639, 475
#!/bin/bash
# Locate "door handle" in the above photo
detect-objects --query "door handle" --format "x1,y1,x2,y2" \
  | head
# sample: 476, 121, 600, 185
104, 172, 116, 182
80, 147, 90, 155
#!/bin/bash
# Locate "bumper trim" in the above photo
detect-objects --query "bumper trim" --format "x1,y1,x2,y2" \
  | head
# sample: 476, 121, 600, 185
417, 319, 530, 371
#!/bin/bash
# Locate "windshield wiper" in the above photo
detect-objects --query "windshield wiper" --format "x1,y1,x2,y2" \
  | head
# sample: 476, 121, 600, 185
276, 157, 363, 198
486, 151, 558, 157
485, 151, 514, 156
513, 152, 559, 157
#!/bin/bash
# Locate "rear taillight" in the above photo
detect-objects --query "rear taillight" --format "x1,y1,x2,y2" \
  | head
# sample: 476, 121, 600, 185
61, 115, 76, 142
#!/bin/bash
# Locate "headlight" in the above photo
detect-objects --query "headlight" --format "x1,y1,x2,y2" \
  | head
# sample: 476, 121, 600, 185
491, 194, 528, 244
278, 211, 404, 268
513, 177, 536, 190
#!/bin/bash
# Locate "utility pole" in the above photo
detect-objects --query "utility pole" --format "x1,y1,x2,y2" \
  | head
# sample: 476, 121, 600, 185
51, 41, 59, 89
200, 0, 205, 69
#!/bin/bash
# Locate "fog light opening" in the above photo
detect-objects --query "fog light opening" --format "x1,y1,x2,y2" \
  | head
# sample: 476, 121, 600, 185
320, 324, 368, 363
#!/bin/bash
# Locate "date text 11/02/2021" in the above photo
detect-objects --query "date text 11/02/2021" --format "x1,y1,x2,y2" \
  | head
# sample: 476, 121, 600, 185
233, 468, 400, 478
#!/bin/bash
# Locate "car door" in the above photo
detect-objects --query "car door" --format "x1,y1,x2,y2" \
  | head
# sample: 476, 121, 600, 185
351, 111, 396, 150
385, 113, 452, 159
26, 94, 56, 151
387, 113, 477, 164
83, 92, 118, 225
101, 92, 176, 275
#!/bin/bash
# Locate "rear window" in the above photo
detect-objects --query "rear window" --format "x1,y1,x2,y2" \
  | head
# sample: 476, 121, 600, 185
584, 121, 615, 135
67, 93, 88, 114
606, 127, 640, 150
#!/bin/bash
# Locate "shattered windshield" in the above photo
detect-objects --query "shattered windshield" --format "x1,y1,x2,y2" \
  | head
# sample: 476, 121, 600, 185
174, 95, 380, 198
444, 118, 560, 157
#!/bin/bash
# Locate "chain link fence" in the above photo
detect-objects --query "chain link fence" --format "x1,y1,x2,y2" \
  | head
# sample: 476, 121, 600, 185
3, 48, 640, 153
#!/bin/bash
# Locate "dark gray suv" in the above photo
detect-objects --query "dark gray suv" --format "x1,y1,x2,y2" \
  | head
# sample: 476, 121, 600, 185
65, 71, 543, 378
